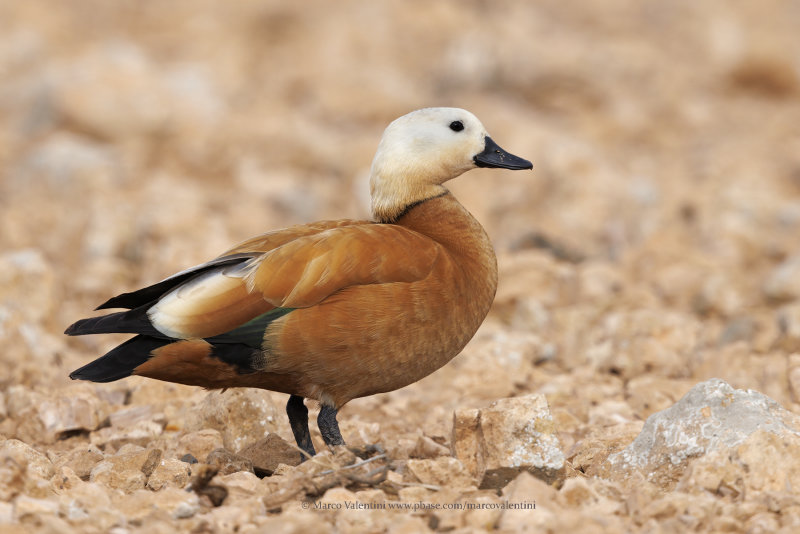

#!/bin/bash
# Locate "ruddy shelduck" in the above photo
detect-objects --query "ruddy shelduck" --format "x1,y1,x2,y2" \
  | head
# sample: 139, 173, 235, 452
67, 107, 532, 457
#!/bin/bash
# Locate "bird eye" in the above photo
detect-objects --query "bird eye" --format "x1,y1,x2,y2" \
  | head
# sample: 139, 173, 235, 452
449, 120, 464, 132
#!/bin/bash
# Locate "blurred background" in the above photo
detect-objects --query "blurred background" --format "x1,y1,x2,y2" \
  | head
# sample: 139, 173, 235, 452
1, 0, 800, 428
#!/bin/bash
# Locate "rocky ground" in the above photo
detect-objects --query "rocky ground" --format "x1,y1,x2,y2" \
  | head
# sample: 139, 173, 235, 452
2, 1, 800, 532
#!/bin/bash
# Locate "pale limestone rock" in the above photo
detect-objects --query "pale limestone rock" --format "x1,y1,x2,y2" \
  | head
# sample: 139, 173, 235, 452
606, 379, 800, 490
13, 494, 60, 519
185, 389, 279, 452
89, 445, 162, 492
145, 458, 191, 491
177, 429, 224, 461
6, 386, 105, 443
453, 394, 565, 489
404, 457, 476, 489
1, 439, 54, 480
90, 419, 164, 450
50, 444, 104, 480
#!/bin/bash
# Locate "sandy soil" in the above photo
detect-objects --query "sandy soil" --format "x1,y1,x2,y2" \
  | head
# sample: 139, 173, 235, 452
2, 1, 800, 532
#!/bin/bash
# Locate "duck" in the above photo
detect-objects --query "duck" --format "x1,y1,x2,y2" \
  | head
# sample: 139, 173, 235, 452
66, 107, 532, 458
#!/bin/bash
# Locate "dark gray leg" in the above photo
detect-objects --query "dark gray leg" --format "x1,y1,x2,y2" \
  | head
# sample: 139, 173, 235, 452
286, 395, 316, 458
317, 405, 345, 447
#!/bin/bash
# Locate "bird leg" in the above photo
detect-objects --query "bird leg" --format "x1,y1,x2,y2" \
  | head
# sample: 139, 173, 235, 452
286, 395, 316, 459
318, 405, 346, 447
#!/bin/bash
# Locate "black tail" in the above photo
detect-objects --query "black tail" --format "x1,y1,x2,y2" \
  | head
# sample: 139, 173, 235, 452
69, 335, 170, 382
64, 306, 166, 338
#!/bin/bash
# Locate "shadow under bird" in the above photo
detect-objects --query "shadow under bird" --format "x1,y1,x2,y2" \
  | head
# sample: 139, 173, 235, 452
66, 107, 532, 458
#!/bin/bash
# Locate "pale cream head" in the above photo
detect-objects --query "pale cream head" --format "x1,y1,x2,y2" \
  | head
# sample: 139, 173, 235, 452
369, 107, 490, 222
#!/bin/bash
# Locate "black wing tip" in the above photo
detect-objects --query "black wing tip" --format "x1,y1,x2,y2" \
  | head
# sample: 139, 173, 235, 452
69, 369, 90, 381
69, 366, 133, 383
64, 320, 85, 336
68, 335, 168, 383
62, 308, 166, 338
95, 292, 137, 310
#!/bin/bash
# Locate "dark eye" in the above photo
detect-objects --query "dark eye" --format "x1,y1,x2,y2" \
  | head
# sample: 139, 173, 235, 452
449, 120, 464, 132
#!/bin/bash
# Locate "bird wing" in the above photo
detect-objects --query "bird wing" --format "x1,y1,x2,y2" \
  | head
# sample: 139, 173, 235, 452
221, 219, 365, 255
147, 222, 441, 339
72, 220, 365, 337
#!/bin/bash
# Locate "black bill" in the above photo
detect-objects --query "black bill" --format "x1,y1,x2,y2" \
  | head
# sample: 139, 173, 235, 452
474, 136, 532, 170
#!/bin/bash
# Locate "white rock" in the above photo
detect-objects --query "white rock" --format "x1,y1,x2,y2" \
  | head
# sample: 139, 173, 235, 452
607, 378, 800, 489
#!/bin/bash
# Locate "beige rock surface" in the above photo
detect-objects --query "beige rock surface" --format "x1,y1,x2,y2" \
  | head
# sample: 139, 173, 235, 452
452, 394, 565, 489
604, 379, 800, 490
1, 0, 800, 531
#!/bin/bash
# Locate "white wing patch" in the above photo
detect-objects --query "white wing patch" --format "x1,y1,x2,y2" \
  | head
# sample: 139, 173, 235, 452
148, 262, 253, 339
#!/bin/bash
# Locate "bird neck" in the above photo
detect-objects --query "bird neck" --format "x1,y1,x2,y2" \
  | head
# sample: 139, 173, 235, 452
395, 192, 498, 274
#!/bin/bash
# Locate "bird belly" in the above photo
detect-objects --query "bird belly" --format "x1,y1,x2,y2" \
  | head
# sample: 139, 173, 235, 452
262, 275, 492, 407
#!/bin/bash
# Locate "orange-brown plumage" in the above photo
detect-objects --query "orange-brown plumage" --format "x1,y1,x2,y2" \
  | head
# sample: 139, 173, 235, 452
67, 107, 532, 455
